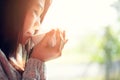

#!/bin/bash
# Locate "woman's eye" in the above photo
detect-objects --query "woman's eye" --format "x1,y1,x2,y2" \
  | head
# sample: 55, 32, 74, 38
34, 10, 38, 16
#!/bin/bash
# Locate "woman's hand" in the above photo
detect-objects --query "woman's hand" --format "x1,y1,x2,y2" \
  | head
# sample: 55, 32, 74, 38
30, 29, 67, 62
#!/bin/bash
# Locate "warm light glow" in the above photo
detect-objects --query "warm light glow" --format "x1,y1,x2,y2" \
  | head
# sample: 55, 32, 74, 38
43, 0, 118, 80
42, 0, 118, 49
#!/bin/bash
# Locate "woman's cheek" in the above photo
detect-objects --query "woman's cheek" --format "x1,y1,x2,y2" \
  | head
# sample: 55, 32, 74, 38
22, 12, 37, 44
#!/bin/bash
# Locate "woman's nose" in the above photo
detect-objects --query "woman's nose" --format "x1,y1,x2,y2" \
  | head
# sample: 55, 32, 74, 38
34, 18, 41, 34
34, 17, 40, 28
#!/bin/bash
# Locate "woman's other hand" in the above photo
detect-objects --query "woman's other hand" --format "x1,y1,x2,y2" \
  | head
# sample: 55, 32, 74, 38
30, 29, 67, 62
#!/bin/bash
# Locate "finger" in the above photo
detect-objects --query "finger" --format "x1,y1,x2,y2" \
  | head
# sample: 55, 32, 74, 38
61, 30, 67, 43
60, 30, 64, 41
56, 30, 68, 51
63, 30, 65, 39
60, 30, 67, 44
59, 38, 68, 51
40, 29, 55, 47
46, 29, 55, 36
54, 29, 61, 50
60, 32, 68, 51
62, 30, 68, 44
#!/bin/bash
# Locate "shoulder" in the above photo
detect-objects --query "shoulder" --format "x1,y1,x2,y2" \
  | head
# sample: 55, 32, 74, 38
0, 49, 21, 80
0, 49, 9, 80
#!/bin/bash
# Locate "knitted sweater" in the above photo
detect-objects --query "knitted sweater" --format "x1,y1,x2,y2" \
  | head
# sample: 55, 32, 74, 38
0, 49, 46, 80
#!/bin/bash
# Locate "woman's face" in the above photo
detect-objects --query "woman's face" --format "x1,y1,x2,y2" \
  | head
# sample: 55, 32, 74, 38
22, 0, 45, 44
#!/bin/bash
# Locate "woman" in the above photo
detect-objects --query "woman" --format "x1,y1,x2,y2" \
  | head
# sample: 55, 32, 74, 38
0, 0, 67, 80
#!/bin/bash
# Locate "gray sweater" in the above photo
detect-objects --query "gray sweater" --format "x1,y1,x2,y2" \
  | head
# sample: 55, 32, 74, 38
0, 49, 46, 80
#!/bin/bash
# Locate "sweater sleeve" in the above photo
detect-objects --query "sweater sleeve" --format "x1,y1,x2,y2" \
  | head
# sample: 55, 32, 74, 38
22, 58, 46, 80
0, 62, 8, 80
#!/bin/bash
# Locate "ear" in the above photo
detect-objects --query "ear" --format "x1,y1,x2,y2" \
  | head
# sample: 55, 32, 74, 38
40, 0, 52, 23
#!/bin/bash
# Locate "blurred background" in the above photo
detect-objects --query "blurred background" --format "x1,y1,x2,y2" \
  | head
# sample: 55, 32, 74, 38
42, 0, 120, 80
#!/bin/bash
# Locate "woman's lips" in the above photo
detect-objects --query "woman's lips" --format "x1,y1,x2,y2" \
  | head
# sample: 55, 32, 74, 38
22, 32, 33, 44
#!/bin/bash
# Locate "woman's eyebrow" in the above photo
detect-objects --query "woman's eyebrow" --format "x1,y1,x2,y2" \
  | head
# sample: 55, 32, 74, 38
36, 2, 44, 9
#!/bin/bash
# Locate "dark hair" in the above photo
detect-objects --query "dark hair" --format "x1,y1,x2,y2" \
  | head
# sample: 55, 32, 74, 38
0, 0, 51, 59
0, 0, 27, 59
